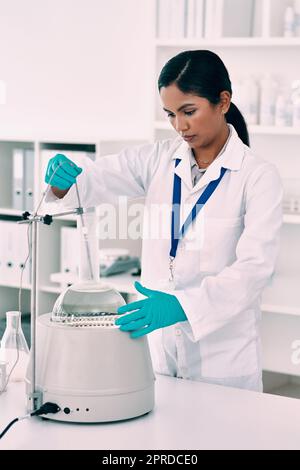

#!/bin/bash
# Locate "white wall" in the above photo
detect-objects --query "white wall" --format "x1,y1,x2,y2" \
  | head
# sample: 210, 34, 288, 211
0, 0, 154, 140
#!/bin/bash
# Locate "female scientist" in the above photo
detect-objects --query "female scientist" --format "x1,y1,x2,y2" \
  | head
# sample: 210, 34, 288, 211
45, 50, 283, 392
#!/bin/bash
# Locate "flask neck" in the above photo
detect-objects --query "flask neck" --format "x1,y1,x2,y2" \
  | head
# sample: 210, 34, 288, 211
6, 312, 21, 331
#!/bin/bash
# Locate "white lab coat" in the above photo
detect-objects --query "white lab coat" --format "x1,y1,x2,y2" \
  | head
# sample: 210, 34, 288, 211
50, 125, 283, 391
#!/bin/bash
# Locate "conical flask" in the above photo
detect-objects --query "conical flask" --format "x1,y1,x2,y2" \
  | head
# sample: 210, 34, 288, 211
0, 311, 29, 382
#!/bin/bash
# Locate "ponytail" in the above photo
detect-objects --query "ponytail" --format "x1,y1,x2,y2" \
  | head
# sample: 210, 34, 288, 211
226, 102, 250, 146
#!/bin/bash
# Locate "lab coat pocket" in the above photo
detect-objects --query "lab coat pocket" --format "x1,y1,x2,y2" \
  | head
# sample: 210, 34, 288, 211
200, 216, 244, 272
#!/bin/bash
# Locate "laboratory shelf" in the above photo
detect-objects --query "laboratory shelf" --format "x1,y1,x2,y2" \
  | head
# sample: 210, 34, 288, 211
155, 38, 300, 48
0, 282, 31, 290
268, 382, 300, 399
249, 126, 300, 136
0, 135, 36, 143
0, 208, 24, 217
40, 285, 62, 294
283, 214, 300, 225
0, 134, 95, 144
261, 276, 300, 317
49, 272, 78, 285
262, 303, 300, 317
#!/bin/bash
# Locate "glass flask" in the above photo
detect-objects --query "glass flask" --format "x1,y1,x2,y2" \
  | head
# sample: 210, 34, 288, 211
51, 281, 126, 327
0, 311, 29, 382
0, 361, 7, 392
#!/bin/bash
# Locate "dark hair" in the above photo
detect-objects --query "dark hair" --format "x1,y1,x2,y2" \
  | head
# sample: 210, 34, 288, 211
158, 50, 250, 146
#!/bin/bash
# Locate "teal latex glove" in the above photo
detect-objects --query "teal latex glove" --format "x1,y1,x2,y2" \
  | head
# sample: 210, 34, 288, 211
115, 281, 187, 339
45, 153, 82, 190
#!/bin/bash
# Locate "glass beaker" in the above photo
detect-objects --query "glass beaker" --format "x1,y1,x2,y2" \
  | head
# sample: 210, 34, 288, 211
0, 311, 29, 382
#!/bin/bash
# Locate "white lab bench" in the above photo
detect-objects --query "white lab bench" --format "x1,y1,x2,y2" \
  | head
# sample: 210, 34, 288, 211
1, 374, 300, 450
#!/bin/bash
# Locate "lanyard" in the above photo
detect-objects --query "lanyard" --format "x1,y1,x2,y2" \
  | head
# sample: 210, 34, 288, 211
169, 158, 227, 281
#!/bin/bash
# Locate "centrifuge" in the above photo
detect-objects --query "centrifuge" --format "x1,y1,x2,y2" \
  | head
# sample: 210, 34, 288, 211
26, 281, 155, 422
25, 208, 155, 423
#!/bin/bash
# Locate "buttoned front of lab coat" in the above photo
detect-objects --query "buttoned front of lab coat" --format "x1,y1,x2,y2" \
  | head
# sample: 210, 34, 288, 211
50, 125, 283, 390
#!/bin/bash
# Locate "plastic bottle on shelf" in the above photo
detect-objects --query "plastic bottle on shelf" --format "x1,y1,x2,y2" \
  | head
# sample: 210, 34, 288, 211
286, 93, 294, 126
293, 96, 300, 126
259, 76, 278, 126
232, 78, 244, 106
284, 6, 295, 37
294, 0, 300, 36
283, 179, 300, 214
275, 88, 293, 127
291, 80, 300, 126
0, 311, 29, 382
242, 76, 259, 125
275, 94, 286, 127
231, 77, 246, 118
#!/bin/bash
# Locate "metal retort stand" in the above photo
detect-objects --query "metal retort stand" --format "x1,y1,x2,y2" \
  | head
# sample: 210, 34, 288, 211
18, 208, 84, 412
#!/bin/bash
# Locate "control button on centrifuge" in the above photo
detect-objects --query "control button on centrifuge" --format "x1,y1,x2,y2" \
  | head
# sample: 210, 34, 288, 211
63, 407, 71, 414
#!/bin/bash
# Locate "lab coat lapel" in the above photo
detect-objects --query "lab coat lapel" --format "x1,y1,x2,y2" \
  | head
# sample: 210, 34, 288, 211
191, 161, 224, 193
190, 126, 246, 194
172, 141, 193, 191
171, 126, 246, 194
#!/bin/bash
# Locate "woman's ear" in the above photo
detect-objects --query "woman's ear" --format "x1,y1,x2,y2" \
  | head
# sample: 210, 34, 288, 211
219, 91, 231, 114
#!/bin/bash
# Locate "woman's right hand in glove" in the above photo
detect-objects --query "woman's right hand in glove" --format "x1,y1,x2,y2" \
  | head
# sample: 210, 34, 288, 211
45, 153, 83, 191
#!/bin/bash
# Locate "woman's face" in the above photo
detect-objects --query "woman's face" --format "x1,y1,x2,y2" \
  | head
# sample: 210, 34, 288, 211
160, 84, 230, 149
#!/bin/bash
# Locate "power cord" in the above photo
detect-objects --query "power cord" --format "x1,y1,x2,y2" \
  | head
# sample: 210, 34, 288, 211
0, 401, 60, 439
